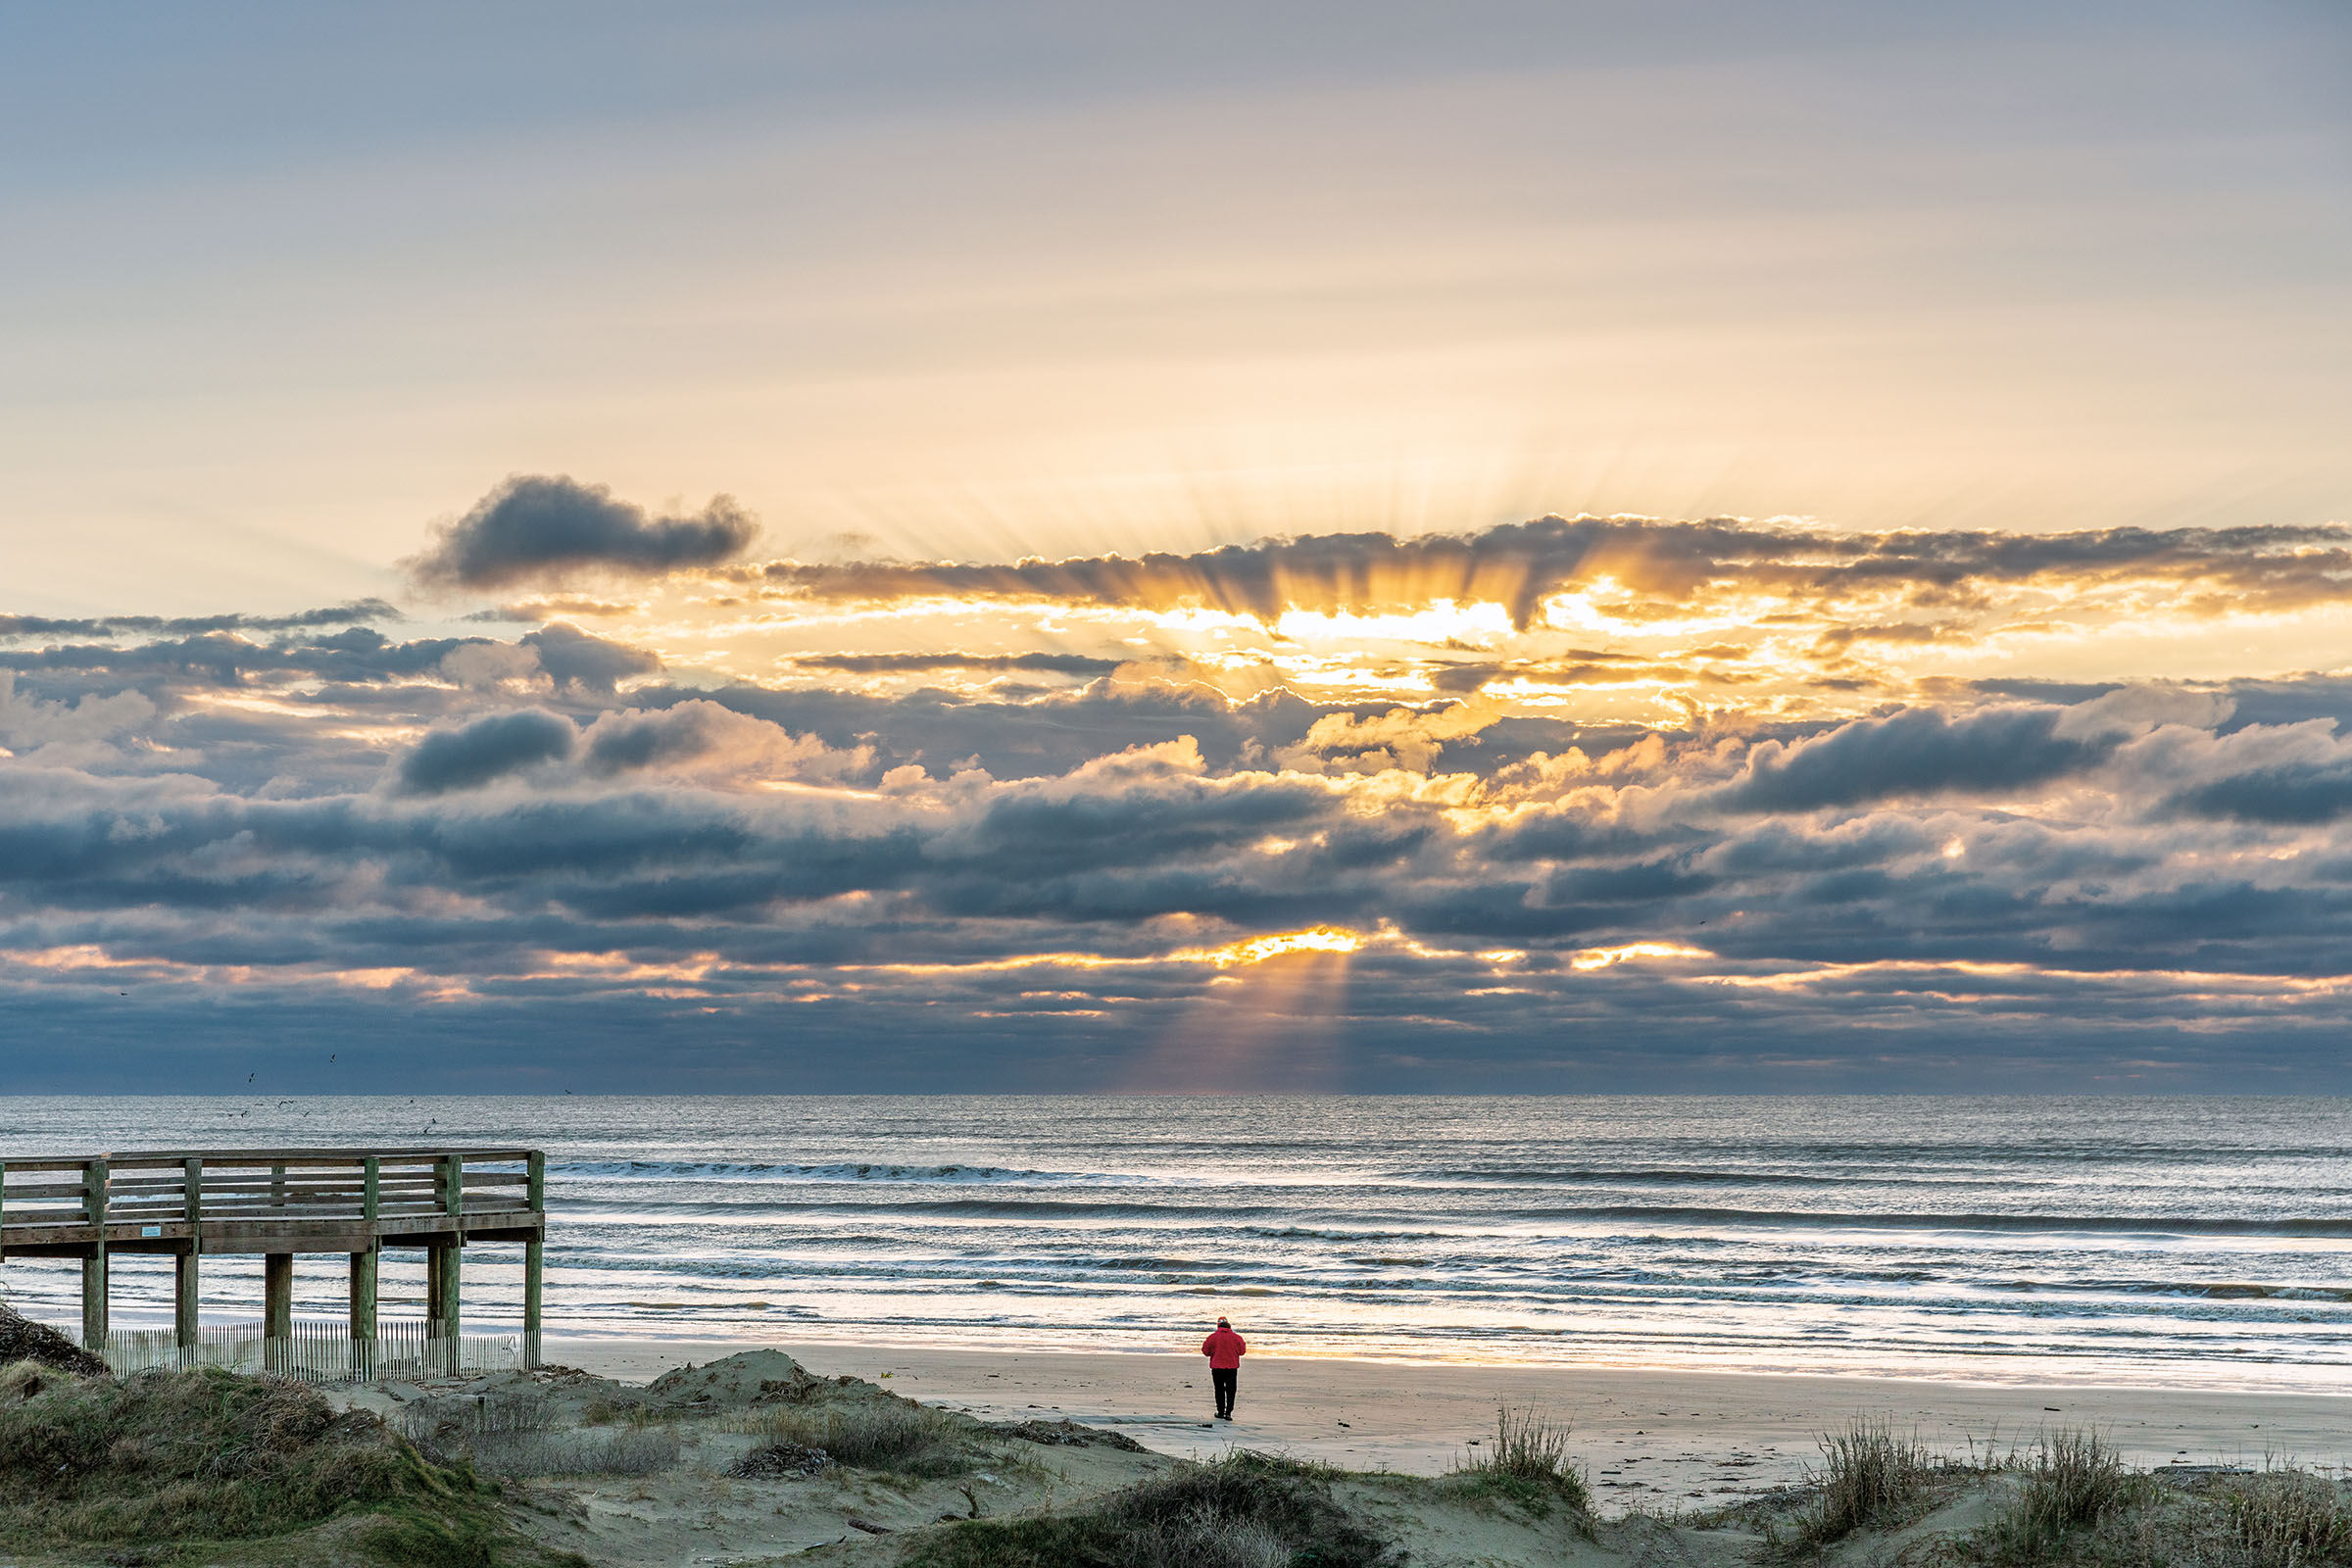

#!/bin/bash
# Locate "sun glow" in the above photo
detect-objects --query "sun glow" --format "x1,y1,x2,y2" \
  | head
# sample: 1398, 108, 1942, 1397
864, 926, 1362, 977
1272, 600, 1514, 647
1568, 941, 1713, 970
1188, 928, 1361, 966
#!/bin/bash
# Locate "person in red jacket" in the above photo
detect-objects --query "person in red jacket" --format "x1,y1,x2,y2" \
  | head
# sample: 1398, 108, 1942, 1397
1200, 1316, 1247, 1420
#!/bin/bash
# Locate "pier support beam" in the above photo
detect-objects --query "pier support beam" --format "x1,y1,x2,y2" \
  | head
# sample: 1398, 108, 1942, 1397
425, 1240, 462, 1375
176, 1156, 202, 1357
349, 1245, 377, 1379
174, 1249, 200, 1353
523, 1151, 545, 1368
522, 1236, 543, 1369
352, 1153, 379, 1379
263, 1252, 293, 1372
80, 1249, 108, 1351
79, 1157, 109, 1352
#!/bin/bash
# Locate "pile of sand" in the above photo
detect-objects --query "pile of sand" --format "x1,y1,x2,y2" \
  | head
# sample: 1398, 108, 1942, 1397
644, 1347, 825, 1407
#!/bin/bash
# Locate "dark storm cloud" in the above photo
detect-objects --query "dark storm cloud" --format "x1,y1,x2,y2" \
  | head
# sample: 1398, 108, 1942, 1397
407, 474, 760, 590
396, 710, 576, 794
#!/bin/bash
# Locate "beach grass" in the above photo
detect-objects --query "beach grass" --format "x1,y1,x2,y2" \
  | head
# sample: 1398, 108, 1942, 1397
1778, 1415, 1946, 1551
1974, 1427, 2135, 1561
745, 1398, 979, 1478
0, 1359, 573, 1566
2220, 1465, 2352, 1565
400, 1385, 684, 1479
1443, 1405, 1592, 1519
901, 1449, 1394, 1568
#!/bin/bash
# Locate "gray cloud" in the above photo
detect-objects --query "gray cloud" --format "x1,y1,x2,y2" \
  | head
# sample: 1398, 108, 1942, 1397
756, 516, 2352, 627
396, 710, 576, 795
520, 622, 662, 693
0, 600, 401, 640
408, 475, 759, 590
2177, 774, 2352, 824
1723, 707, 2120, 811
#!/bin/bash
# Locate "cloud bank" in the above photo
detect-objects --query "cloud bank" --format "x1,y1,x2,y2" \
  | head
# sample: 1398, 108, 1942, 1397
754, 516, 2352, 625
7, 500, 2352, 1092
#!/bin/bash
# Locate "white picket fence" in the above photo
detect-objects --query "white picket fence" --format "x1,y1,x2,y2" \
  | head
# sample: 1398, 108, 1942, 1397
99, 1318, 530, 1383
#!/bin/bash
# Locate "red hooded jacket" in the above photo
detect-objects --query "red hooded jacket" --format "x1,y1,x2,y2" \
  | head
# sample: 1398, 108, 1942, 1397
1201, 1327, 1248, 1369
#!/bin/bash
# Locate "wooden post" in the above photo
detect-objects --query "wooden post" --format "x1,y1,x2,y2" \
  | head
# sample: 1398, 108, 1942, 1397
424, 1241, 462, 1375
175, 1157, 202, 1356
264, 1252, 293, 1372
173, 1250, 201, 1360
434, 1152, 463, 1376
523, 1151, 545, 1368
522, 1236, 544, 1370
352, 1154, 379, 1377
270, 1161, 286, 1210
441, 1241, 463, 1370
80, 1158, 108, 1352
349, 1247, 377, 1377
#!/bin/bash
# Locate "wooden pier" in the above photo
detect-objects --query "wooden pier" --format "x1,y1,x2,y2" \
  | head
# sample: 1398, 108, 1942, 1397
0, 1148, 546, 1374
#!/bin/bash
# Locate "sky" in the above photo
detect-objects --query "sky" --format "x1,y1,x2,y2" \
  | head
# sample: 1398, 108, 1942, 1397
3, 2, 2351, 1092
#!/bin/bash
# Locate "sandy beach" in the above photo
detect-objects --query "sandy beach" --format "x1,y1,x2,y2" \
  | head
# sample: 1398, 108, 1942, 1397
548, 1338, 2352, 1504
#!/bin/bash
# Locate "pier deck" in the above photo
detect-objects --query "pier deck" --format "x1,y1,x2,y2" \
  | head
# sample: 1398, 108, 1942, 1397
0, 1148, 545, 1371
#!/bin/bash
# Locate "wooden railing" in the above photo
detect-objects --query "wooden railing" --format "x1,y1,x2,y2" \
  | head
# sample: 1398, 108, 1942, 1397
0, 1148, 543, 1242
0, 1147, 548, 1370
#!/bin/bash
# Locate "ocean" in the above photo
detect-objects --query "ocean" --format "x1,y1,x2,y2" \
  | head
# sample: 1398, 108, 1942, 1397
2, 1096, 2346, 1390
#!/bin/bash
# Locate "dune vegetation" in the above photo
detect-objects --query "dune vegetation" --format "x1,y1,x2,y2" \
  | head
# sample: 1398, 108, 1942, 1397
0, 1358, 575, 1567
0, 1337, 2345, 1568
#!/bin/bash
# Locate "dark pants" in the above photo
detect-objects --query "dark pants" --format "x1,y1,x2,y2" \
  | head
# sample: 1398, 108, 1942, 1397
1211, 1366, 1238, 1416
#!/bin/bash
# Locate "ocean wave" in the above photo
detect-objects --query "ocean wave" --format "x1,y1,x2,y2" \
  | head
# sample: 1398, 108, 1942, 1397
1496, 1204, 2352, 1237
1995, 1279, 2352, 1302
1402, 1166, 2001, 1188
553, 1158, 1154, 1186
555, 1195, 1296, 1220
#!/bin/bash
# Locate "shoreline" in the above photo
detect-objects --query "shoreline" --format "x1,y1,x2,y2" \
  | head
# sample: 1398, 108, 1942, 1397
543, 1337, 2352, 1501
